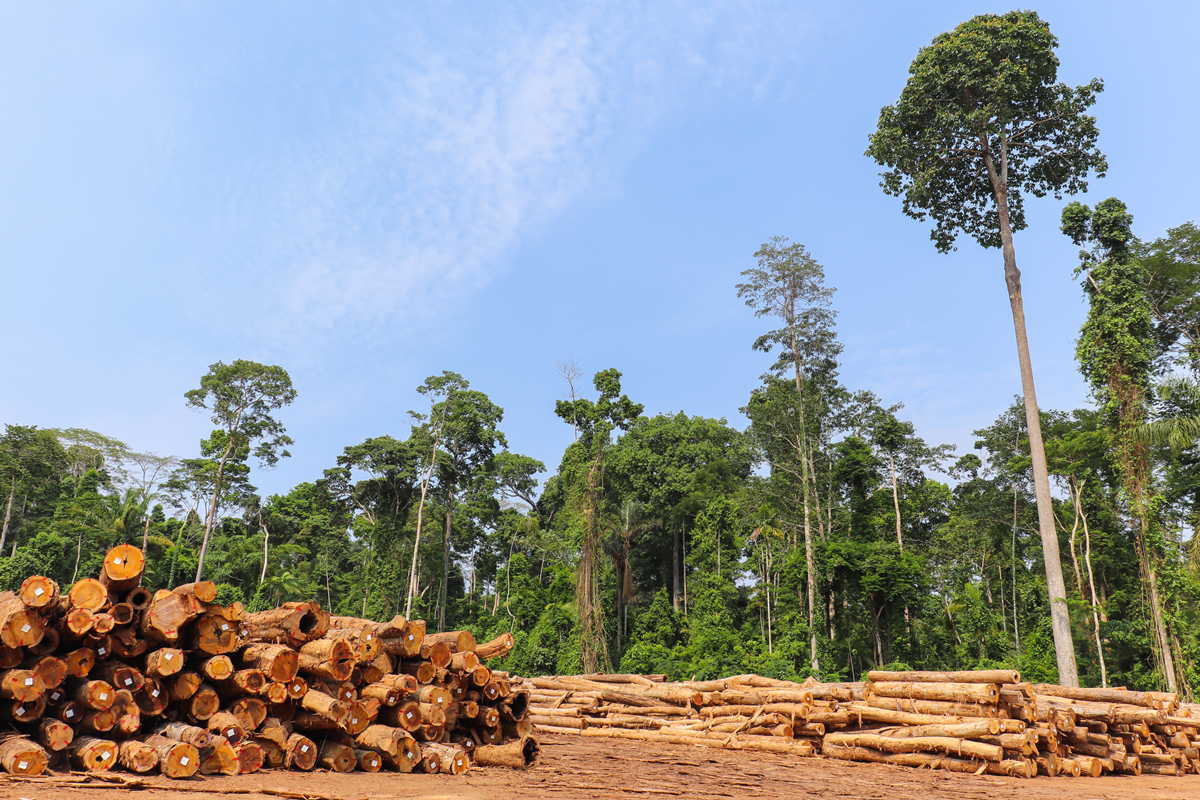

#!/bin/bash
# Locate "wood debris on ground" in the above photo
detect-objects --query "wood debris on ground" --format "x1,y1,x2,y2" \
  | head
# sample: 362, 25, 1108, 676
525, 669, 1200, 778
0, 544, 537, 780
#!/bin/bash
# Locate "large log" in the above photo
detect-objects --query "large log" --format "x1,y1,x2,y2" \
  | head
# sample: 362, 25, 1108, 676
824, 744, 1033, 778
242, 643, 299, 682
473, 736, 540, 769
284, 732, 318, 770
68, 579, 107, 612
868, 669, 1020, 685
867, 681, 1000, 704
35, 718, 73, 751
145, 648, 184, 679
117, 739, 159, 773
199, 736, 238, 776
189, 607, 241, 654
0, 669, 45, 702
241, 601, 328, 646
234, 740, 265, 773
864, 695, 999, 718
0, 736, 49, 775
155, 721, 214, 749
475, 632, 514, 660
99, 545, 145, 593
0, 596, 45, 648
69, 735, 118, 771
143, 733, 199, 778
18, 576, 59, 609
318, 740, 356, 773
825, 732, 1003, 761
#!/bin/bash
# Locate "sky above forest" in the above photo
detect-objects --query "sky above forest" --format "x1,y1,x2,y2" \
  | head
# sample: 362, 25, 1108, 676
2, 2, 1198, 499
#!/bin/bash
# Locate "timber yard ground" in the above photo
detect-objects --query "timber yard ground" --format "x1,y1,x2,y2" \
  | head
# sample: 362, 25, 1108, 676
3, 734, 1198, 800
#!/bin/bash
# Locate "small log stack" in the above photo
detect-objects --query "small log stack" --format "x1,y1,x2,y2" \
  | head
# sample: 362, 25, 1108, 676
526, 670, 1200, 779
0, 546, 536, 780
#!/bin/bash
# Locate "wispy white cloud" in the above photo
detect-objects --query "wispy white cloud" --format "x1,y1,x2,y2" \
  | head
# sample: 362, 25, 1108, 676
248, 2, 820, 345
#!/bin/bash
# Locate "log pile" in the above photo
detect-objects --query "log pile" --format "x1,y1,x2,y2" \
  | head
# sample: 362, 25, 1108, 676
0, 545, 537, 779
526, 669, 1200, 778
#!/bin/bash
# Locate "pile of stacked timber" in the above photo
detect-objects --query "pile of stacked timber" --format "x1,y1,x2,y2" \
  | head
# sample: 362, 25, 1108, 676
526, 670, 1200, 778
0, 545, 537, 779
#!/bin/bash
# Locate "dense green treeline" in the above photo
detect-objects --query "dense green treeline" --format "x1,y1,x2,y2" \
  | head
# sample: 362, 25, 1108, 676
2, 11, 1199, 695
2, 212, 1197, 692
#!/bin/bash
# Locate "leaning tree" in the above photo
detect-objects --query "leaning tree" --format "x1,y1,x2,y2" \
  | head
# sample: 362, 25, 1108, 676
866, 11, 1107, 685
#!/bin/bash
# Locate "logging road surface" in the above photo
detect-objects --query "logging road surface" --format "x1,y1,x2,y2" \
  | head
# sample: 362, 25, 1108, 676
1, 733, 1196, 800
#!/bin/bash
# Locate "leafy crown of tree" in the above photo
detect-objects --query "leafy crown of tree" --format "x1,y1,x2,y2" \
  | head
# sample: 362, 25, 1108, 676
866, 10, 1106, 252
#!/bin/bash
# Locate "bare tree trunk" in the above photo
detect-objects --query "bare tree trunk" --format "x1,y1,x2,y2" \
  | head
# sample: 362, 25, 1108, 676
1080, 495, 1107, 688
672, 528, 682, 613
1067, 480, 1085, 600
260, 520, 270, 584
986, 141, 1078, 686
0, 476, 15, 555
440, 493, 454, 631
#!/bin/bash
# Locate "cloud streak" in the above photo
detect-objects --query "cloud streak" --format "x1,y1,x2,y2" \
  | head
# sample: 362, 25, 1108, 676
245, 2, 818, 347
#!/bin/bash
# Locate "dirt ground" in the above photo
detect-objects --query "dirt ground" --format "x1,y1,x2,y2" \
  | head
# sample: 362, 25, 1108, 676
3, 733, 1199, 800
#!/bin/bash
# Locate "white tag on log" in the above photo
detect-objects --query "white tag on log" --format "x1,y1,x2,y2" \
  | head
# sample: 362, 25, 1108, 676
25, 677, 33, 686
180, 756, 189, 765
99, 692, 108, 700
114, 558, 122, 565
65, 709, 75, 719
34, 587, 43, 596
100, 752, 109, 760
301, 745, 309, 753
152, 690, 160, 697
125, 678, 133, 686
20, 624, 29, 633
98, 648, 107, 656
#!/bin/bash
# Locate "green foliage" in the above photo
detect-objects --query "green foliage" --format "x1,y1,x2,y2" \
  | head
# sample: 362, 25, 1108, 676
867, 10, 1105, 252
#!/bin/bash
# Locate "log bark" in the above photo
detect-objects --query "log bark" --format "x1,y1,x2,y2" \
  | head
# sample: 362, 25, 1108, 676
0, 736, 49, 775
318, 740, 356, 773
473, 736, 540, 768
117, 739, 159, 773
475, 632, 515, 660
35, 718, 73, 751
868, 681, 999, 704
199, 736, 238, 775
143, 733, 199, 778
284, 732, 317, 770
868, 669, 1020, 685
241, 643, 300, 682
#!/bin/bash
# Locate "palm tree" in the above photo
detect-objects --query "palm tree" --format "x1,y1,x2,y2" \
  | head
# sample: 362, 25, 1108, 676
1139, 377, 1200, 452
606, 499, 656, 650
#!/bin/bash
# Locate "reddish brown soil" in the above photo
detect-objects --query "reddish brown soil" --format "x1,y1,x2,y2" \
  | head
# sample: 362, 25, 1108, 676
3, 733, 1197, 800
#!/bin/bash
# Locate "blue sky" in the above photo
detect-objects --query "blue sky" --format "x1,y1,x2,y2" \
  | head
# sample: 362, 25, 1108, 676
2, 2, 1197, 500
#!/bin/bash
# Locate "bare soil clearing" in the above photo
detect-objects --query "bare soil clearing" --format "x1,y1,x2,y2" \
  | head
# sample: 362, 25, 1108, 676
4, 733, 1197, 800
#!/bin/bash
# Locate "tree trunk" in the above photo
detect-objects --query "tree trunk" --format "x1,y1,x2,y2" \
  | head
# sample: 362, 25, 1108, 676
440, 491, 453, 631
195, 430, 238, 583
987, 143, 1078, 687
672, 528, 682, 613
405, 431, 441, 619
1080, 500, 1107, 688
0, 476, 16, 557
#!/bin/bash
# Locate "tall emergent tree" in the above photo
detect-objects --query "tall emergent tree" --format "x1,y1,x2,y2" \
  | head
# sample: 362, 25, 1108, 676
866, 11, 1107, 685
186, 360, 297, 581
738, 236, 840, 673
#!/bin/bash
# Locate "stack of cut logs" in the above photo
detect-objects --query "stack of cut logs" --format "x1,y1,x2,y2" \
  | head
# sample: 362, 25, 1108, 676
0, 544, 537, 779
527, 670, 1200, 778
